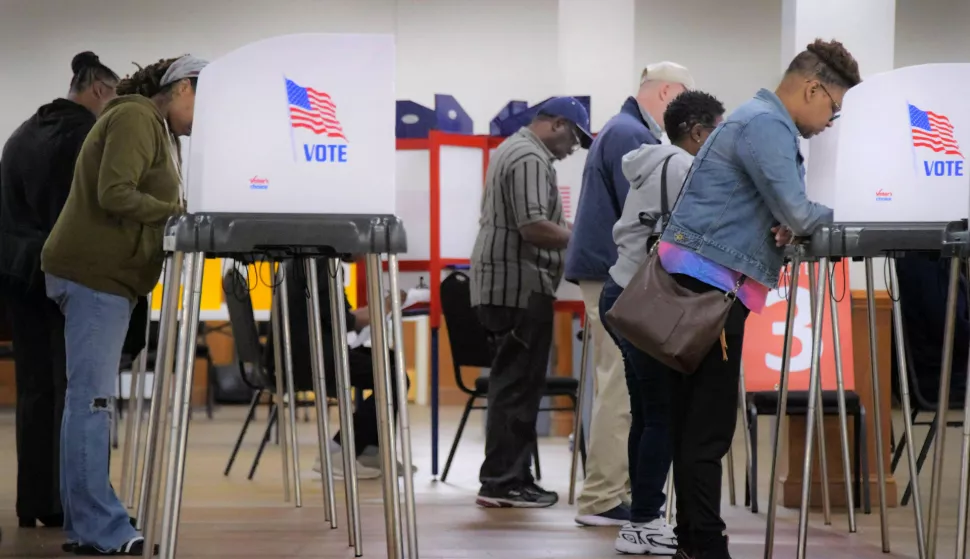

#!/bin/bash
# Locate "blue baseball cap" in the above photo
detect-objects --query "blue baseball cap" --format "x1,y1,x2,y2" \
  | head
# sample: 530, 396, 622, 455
538, 96, 593, 149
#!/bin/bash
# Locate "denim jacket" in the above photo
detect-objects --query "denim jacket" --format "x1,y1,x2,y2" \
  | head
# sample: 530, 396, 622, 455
660, 89, 834, 287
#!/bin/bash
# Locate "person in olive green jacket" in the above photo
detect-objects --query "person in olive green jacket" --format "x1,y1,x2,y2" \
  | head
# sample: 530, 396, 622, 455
41, 54, 207, 557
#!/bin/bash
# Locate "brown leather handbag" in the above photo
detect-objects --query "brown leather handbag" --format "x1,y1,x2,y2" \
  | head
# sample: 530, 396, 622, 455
604, 156, 743, 374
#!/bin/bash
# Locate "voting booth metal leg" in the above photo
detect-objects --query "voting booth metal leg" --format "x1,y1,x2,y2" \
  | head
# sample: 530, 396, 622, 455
326, 259, 363, 554
864, 258, 891, 553
270, 283, 293, 503
387, 255, 420, 559
568, 316, 591, 505
303, 258, 338, 526
726, 446, 736, 507
886, 258, 926, 557
795, 258, 829, 559
807, 264, 833, 527
924, 256, 961, 559
955, 339, 970, 558
826, 261, 858, 535
138, 253, 182, 534
121, 290, 153, 508
763, 256, 801, 559
364, 254, 405, 559
277, 265, 304, 508
158, 251, 205, 559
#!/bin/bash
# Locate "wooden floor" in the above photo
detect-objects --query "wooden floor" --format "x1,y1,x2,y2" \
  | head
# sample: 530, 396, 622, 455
0, 404, 963, 558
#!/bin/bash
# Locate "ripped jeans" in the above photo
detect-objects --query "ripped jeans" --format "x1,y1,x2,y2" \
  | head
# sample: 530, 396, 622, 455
45, 274, 138, 551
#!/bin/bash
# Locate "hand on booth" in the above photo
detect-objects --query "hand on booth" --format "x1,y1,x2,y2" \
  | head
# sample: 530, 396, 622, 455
771, 224, 794, 247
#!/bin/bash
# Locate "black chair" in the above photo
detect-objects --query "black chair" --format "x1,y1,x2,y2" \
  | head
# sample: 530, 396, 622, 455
438, 270, 587, 482
222, 267, 281, 479
889, 321, 965, 506
222, 263, 336, 479
743, 390, 871, 514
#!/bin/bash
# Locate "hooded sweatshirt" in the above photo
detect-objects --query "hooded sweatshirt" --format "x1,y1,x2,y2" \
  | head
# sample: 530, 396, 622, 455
0, 99, 96, 292
42, 95, 181, 301
609, 143, 693, 288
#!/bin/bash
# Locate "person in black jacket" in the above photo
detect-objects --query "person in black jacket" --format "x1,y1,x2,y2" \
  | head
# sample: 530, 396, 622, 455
0, 51, 118, 528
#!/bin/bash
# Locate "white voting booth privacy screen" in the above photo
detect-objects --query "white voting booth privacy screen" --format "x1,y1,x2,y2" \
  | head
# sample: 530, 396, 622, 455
186, 33, 396, 215
807, 63, 970, 222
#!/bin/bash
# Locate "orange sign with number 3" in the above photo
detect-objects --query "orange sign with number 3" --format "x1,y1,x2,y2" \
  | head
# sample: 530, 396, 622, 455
741, 261, 855, 392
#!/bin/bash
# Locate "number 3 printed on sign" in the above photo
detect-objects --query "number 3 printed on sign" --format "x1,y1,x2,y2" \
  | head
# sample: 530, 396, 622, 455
742, 262, 854, 393
763, 283, 821, 373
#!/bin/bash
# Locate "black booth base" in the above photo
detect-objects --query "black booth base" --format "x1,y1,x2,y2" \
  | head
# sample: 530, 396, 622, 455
164, 212, 408, 257
805, 221, 951, 258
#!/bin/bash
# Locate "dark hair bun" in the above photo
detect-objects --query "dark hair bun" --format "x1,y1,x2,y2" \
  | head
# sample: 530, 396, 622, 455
71, 51, 101, 74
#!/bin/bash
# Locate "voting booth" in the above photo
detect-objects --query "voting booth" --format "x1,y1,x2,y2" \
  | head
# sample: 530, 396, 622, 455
761, 63, 970, 559
131, 34, 419, 559
807, 63, 970, 223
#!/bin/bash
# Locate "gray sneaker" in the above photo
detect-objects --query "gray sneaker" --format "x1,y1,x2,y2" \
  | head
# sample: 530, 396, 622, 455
357, 452, 418, 476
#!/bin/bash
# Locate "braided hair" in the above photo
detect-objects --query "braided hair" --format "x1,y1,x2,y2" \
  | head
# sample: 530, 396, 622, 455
116, 56, 194, 97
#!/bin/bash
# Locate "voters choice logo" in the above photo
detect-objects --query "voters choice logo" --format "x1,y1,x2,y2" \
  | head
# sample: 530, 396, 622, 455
249, 176, 269, 190
908, 103, 964, 179
285, 78, 348, 164
875, 189, 892, 202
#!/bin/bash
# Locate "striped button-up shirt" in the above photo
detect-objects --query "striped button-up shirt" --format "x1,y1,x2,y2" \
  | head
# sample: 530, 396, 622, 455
470, 128, 565, 309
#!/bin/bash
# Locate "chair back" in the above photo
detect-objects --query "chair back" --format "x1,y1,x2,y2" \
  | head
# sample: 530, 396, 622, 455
223, 268, 273, 389
439, 271, 493, 394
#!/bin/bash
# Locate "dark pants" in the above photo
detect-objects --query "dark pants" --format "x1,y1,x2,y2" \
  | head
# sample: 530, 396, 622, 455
599, 277, 671, 523
477, 293, 555, 491
667, 274, 748, 549
5, 288, 67, 520
327, 347, 408, 457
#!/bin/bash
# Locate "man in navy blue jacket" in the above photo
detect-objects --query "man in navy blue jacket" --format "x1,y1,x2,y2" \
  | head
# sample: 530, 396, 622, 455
568, 62, 694, 527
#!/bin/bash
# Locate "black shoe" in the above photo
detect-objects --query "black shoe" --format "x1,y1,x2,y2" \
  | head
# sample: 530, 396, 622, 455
19, 514, 64, 528
476, 483, 558, 508
73, 536, 158, 556
693, 534, 731, 559
63, 518, 139, 553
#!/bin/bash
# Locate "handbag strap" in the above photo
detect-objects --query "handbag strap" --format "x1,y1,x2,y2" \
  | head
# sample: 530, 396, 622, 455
659, 153, 675, 227
657, 148, 750, 294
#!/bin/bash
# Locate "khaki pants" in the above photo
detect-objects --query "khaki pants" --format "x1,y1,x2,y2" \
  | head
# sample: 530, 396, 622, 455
576, 280, 632, 516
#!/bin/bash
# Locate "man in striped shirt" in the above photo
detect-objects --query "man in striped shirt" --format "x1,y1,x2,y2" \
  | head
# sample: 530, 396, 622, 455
471, 97, 591, 508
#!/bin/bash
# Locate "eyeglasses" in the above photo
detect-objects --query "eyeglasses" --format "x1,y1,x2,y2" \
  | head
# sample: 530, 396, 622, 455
817, 82, 842, 122
568, 124, 581, 146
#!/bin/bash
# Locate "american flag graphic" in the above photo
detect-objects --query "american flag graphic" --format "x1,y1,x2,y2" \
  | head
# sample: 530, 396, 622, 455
558, 185, 572, 220
908, 103, 961, 157
285, 78, 346, 140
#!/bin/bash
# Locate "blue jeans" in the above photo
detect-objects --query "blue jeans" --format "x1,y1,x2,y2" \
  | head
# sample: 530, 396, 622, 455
46, 274, 138, 551
599, 276, 671, 523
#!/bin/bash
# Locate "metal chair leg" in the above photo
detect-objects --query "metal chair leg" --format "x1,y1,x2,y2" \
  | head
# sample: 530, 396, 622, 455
225, 390, 262, 476
441, 397, 475, 482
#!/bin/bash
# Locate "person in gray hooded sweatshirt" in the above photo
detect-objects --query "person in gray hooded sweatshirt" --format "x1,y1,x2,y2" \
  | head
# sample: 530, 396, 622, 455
599, 90, 724, 557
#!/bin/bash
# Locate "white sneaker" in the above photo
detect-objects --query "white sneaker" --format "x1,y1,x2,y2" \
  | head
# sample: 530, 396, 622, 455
313, 450, 381, 480
615, 519, 678, 556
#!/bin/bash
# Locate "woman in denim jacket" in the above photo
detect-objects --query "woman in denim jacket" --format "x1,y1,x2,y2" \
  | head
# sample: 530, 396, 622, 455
657, 39, 861, 559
